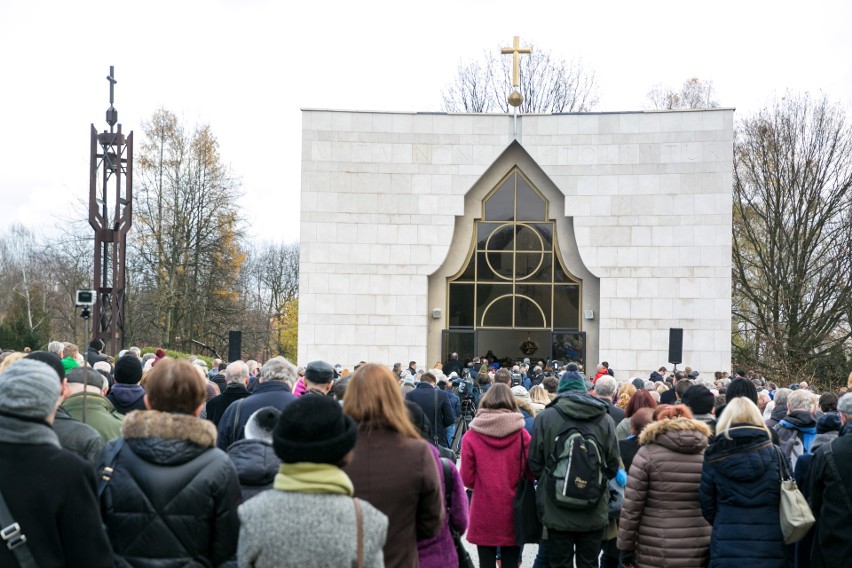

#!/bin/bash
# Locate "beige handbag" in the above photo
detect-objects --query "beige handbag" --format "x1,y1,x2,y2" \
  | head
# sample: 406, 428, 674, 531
776, 446, 814, 544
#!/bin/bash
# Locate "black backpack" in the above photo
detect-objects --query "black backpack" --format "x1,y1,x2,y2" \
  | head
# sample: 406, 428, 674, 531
546, 408, 607, 510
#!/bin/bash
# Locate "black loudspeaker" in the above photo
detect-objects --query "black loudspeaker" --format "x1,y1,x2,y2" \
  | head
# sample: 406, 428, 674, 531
668, 328, 683, 365
228, 330, 242, 362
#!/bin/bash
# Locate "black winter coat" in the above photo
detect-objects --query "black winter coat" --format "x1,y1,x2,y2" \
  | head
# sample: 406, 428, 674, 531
226, 438, 279, 501
808, 427, 852, 568
699, 425, 785, 568
0, 439, 114, 568
405, 383, 454, 444
216, 381, 296, 450
99, 410, 241, 567
206, 383, 250, 426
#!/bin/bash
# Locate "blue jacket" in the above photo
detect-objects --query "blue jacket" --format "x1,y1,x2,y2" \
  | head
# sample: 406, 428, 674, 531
519, 407, 534, 436
217, 381, 296, 450
700, 425, 785, 568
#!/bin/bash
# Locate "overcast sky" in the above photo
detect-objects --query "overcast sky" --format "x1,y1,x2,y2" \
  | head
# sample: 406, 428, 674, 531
1, 0, 850, 245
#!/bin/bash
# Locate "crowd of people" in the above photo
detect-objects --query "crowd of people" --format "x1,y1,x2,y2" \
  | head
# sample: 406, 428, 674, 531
0, 342, 850, 568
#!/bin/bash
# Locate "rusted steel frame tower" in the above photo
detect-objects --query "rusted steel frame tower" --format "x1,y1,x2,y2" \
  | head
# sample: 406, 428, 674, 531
89, 66, 132, 354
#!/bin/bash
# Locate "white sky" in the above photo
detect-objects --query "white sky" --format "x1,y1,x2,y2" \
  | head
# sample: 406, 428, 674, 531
1, 0, 850, 245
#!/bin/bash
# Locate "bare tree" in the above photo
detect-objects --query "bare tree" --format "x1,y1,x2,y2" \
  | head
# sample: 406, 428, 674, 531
732, 93, 852, 382
442, 43, 599, 113
238, 241, 300, 360
646, 77, 719, 110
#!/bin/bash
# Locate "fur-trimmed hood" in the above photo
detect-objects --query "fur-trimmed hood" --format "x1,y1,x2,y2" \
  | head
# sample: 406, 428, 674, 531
121, 410, 218, 466
639, 417, 712, 454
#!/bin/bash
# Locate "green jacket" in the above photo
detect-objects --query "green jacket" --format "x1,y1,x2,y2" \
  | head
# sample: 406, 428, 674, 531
528, 391, 620, 532
61, 393, 125, 442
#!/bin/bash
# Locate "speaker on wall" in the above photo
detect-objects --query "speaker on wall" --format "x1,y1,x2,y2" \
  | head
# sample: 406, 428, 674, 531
228, 330, 242, 362
668, 328, 683, 365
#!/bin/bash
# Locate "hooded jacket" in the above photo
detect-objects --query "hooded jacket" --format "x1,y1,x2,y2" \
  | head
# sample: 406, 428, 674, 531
528, 391, 620, 532
107, 383, 147, 414
765, 402, 787, 429
461, 409, 530, 546
617, 417, 712, 568
99, 410, 241, 567
227, 438, 280, 501
774, 409, 817, 467
699, 425, 785, 568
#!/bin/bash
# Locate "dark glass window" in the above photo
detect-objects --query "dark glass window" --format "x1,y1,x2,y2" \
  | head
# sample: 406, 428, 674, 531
448, 283, 475, 327
516, 176, 546, 221
553, 285, 581, 329
448, 168, 582, 331
484, 178, 514, 221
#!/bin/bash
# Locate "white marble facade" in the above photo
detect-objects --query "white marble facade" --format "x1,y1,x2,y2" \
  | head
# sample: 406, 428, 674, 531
299, 109, 733, 378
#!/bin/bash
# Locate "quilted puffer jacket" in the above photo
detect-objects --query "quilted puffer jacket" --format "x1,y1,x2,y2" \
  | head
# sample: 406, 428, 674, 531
98, 410, 241, 567
617, 417, 713, 568
699, 425, 785, 568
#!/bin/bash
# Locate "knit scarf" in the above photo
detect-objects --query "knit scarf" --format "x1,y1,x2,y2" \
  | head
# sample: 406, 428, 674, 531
470, 408, 525, 438
273, 462, 354, 495
0, 414, 60, 447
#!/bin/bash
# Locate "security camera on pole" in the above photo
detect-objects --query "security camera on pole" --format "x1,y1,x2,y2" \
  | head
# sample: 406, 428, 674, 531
76, 289, 96, 422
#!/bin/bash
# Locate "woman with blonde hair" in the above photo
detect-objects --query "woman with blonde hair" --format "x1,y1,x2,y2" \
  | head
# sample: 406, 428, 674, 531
343, 364, 443, 568
617, 405, 712, 567
699, 397, 784, 567
616, 383, 636, 410
528, 384, 549, 413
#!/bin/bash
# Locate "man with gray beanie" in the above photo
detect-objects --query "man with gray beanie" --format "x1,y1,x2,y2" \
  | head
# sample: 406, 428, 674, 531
26, 350, 105, 464
0, 359, 114, 567
807, 393, 852, 567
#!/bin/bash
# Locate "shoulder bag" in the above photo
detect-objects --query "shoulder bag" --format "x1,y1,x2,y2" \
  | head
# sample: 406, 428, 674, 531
776, 445, 814, 544
824, 440, 852, 511
441, 458, 474, 568
512, 433, 542, 545
351, 498, 363, 568
434, 390, 457, 463
97, 437, 126, 497
0, 487, 38, 568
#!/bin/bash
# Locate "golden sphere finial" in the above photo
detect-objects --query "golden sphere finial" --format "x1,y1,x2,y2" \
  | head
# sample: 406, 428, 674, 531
508, 90, 524, 107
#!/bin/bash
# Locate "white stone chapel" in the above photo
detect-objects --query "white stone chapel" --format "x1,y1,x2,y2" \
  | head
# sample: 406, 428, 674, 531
298, 107, 733, 378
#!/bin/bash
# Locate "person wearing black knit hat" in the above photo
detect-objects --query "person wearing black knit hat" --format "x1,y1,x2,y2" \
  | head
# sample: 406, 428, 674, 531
681, 384, 717, 434
237, 395, 389, 567
106, 355, 146, 414
86, 338, 110, 366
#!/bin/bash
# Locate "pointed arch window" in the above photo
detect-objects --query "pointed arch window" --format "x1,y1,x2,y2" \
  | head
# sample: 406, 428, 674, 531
447, 168, 581, 330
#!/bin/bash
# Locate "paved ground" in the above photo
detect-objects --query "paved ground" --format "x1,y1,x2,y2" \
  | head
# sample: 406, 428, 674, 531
461, 536, 539, 566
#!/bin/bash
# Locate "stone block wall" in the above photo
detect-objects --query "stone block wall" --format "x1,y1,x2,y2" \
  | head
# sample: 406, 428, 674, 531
299, 109, 733, 377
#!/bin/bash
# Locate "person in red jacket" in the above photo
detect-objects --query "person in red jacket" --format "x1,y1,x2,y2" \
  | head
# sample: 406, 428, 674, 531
461, 383, 531, 568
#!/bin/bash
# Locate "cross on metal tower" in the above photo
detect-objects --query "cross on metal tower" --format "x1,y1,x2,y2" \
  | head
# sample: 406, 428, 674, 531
88, 66, 133, 354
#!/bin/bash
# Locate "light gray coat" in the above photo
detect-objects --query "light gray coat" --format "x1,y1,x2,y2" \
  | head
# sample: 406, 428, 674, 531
238, 490, 388, 568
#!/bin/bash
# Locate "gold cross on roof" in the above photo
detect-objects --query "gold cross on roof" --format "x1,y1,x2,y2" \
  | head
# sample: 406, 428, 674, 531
501, 36, 532, 87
